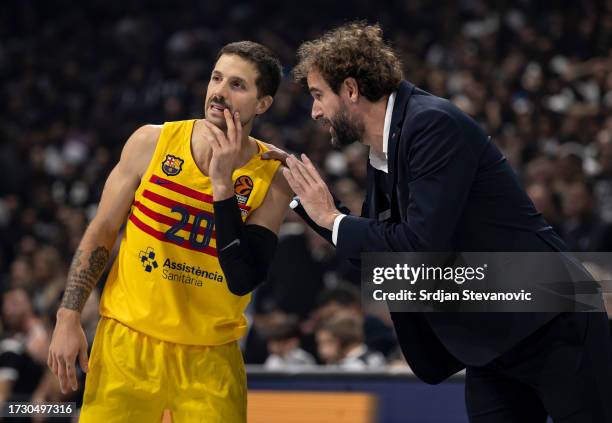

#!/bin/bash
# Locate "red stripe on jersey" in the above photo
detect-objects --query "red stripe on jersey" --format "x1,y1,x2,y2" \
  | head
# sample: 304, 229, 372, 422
133, 201, 217, 240
149, 174, 251, 211
128, 213, 218, 257
142, 190, 214, 217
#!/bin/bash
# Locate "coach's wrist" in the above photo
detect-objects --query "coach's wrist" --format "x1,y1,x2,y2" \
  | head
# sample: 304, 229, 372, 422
320, 210, 341, 231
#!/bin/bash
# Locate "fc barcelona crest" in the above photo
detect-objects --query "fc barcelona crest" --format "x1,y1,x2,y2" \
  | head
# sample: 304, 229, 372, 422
161, 154, 184, 176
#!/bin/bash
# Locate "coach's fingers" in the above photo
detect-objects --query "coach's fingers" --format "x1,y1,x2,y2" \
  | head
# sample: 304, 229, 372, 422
287, 155, 317, 186
262, 150, 289, 165
282, 167, 305, 194
300, 154, 325, 184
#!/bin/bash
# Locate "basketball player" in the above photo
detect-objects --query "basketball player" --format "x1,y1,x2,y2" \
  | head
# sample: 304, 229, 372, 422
47, 41, 292, 422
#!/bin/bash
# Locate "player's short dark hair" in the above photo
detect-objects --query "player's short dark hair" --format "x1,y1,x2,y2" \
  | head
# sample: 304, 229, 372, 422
293, 22, 402, 102
216, 41, 282, 98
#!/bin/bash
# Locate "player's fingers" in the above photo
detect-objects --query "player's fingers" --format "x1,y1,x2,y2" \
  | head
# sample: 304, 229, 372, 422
65, 360, 78, 391
206, 119, 228, 147
234, 112, 242, 145
202, 121, 221, 150
49, 352, 58, 376
224, 109, 236, 144
56, 357, 68, 393
78, 345, 89, 374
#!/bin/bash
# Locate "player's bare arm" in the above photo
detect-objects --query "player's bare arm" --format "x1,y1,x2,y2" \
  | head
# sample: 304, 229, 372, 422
48, 124, 160, 394
246, 166, 293, 234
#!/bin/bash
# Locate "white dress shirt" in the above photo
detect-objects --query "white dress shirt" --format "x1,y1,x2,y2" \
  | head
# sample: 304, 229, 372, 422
332, 92, 396, 245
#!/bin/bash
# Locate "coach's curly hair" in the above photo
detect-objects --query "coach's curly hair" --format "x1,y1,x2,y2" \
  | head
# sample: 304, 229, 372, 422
293, 22, 403, 102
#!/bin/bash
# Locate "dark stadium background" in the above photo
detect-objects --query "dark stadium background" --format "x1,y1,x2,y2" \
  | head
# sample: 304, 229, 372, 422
0, 1, 611, 422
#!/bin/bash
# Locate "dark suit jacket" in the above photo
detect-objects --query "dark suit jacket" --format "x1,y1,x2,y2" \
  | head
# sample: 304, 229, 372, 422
296, 80, 583, 384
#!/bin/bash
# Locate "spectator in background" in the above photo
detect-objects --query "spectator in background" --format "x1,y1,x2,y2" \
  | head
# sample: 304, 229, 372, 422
31, 245, 66, 318
0, 288, 50, 405
594, 127, 612, 223
561, 181, 612, 251
9, 256, 35, 292
315, 312, 385, 369
306, 284, 396, 357
263, 315, 315, 369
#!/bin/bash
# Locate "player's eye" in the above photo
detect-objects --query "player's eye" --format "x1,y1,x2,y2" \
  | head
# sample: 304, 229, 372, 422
211, 75, 221, 82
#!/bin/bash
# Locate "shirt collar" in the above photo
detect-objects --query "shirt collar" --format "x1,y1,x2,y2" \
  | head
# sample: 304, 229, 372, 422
368, 91, 396, 173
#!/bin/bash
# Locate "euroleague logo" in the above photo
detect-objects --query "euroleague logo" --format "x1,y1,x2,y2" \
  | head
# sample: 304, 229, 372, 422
234, 175, 253, 211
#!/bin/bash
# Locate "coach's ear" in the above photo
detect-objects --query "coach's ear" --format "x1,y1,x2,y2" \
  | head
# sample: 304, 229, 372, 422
342, 78, 359, 103
255, 95, 273, 115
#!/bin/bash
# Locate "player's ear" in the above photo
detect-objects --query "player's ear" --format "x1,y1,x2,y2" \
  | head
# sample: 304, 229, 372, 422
255, 95, 273, 115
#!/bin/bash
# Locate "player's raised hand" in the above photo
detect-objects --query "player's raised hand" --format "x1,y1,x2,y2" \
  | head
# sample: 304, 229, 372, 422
48, 309, 89, 394
283, 154, 340, 229
203, 109, 242, 184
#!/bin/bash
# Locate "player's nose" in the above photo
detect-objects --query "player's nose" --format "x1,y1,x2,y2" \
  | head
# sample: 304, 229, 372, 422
212, 83, 230, 101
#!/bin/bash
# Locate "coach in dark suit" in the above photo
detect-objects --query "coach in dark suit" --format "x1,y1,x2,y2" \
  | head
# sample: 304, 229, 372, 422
273, 23, 612, 422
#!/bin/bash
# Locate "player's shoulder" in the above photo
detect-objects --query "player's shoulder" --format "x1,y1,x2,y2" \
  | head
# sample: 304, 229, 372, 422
119, 124, 163, 169
132, 124, 163, 142
125, 124, 162, 151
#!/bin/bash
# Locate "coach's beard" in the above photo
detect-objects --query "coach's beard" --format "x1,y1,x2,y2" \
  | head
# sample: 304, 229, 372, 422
328, 109, 364, 148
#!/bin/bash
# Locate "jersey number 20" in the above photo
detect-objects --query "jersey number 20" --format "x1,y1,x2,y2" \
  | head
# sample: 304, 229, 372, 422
164, 205, 213, 249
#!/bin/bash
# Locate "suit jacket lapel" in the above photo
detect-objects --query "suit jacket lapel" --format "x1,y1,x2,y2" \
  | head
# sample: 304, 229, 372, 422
388, 80, 415, 220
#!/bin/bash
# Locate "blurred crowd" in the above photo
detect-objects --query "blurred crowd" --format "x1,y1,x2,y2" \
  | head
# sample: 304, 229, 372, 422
1, 0, 612, 413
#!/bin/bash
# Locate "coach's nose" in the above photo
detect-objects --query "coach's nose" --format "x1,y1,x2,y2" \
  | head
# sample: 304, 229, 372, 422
311, 101, 324, 121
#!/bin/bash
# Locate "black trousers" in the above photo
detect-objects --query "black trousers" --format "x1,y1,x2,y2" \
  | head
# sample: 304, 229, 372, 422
465, 312, 612, 422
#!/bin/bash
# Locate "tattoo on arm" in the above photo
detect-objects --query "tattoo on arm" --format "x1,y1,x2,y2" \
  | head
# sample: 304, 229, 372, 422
60, 246, 110, 312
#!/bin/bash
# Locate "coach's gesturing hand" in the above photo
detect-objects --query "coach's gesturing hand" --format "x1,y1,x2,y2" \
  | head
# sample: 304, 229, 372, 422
48, 308, 89, 394
204, 108, 243, 200
261, 144, 290, 167
283, 154, 340, 229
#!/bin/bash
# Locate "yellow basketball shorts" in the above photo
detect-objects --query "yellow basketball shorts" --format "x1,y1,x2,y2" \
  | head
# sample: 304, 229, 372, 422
79, 317, 246, 423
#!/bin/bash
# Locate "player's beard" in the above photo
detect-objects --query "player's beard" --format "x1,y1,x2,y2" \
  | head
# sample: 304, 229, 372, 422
327, 107, 364, 148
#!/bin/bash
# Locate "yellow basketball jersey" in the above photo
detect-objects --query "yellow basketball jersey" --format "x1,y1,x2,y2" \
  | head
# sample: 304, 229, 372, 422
99, 119, 281, 345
